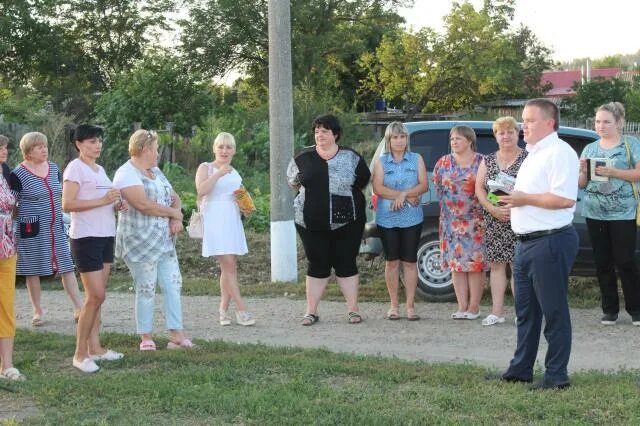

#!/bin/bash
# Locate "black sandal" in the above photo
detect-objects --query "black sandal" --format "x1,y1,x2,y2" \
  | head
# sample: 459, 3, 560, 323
348, 312, 362, 324
301, 314, 319, 326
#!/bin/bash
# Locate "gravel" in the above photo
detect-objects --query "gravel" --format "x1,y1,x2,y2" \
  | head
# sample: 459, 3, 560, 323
14, 289, 640, 372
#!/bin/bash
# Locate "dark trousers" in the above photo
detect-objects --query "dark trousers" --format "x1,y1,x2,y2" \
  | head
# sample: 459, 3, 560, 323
506, 226, 578, 385
586, 218, 640, 316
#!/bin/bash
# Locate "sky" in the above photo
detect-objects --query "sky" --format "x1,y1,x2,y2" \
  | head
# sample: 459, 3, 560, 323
399, 0, 640, 63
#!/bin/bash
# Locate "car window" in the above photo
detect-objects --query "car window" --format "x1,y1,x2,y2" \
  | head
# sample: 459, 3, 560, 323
475, 133, 498, 155
410, 129, 450, 171
559, 134, 597, 156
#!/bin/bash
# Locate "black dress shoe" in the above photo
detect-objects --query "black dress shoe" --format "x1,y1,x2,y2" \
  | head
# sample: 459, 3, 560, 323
485, 372, 532, 384
528, 380, 570, 390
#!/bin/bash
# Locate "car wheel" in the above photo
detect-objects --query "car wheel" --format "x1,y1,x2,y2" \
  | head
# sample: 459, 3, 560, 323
415, 233, 455, 302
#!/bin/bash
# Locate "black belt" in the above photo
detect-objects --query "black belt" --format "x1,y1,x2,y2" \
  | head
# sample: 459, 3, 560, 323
516, 224, 572, 241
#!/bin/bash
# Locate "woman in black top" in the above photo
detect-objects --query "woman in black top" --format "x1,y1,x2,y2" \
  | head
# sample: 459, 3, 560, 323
287, 114, 371, 325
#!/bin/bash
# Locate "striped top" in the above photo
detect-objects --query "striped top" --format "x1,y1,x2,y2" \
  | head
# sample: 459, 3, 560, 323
10, 162, 75, 275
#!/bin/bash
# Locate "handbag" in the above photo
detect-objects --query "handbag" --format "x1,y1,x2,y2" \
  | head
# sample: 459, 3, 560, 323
187, 209, 204, 239
233, 186, 256, 216
622, 136, 640, 226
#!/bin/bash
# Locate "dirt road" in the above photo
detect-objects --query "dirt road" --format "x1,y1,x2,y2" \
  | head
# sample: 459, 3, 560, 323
14, 289, 640, 372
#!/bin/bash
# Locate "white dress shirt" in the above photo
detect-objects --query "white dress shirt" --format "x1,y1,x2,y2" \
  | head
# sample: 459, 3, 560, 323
511, 132, 579, 234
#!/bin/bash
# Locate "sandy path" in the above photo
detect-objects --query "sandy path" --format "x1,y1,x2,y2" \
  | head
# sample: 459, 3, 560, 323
14, 289, 640, 372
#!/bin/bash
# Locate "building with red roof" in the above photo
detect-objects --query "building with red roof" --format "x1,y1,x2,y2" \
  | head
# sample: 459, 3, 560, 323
541, 67, 622, 98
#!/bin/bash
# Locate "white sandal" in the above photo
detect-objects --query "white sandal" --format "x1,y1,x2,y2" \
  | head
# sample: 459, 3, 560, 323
451, 311, 466, 319
0, 367, 26, 381
463, 311, 480, 320
219, 310, 232, 326
482, 314, 506, 326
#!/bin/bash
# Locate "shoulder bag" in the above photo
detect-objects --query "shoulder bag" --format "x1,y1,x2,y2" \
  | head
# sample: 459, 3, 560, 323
622, 136, 640, 226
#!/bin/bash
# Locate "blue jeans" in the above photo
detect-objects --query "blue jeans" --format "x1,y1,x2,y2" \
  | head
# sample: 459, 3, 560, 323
506, 226, 578, 385
125, 251, 183, 334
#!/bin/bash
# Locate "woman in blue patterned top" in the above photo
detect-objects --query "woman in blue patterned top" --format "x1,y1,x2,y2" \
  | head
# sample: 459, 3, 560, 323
578, 102, 640, 326
372, 122, 428, 321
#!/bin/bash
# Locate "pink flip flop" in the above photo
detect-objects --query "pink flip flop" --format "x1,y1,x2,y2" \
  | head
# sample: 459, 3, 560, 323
167, 339, 195, 350
139, 340, 156, 351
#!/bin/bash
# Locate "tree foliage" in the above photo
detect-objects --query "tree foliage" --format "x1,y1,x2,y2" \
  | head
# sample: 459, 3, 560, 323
359, 0, 554, 115
179, 0, 409, 104
1, 0, 174, 120
95, 52, 215, 170
564, 76, 640, 122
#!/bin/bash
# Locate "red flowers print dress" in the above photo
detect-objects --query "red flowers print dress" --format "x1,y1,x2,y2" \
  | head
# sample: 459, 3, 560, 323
432, 153, 487, 272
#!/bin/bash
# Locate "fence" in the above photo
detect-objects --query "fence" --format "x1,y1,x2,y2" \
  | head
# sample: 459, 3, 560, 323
478, 109, 640, 138
560, 118, 640, 137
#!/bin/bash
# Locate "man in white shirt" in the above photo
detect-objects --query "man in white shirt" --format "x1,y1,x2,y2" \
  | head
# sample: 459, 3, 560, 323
493, 99, 579, 390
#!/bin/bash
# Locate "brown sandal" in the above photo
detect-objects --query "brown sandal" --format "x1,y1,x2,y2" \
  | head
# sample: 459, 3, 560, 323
348, 312, 362, 324
407, 309, 420, 321
301, 314, 319, 326
385, 307, 400, 320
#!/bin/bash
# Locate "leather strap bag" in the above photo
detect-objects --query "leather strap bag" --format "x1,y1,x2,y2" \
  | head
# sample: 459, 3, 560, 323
622, 136, 640, 226
187, 208, 204, 239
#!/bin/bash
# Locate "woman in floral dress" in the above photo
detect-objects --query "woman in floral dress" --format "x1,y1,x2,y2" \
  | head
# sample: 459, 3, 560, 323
433, 125, 487, 320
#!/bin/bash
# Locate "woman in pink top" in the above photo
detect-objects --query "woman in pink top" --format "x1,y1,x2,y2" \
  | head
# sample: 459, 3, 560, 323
62, 125, 128, 373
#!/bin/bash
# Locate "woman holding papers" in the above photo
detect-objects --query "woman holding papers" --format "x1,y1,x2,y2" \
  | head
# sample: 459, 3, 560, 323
475, 117, 527, 326
578, 102, 640, 326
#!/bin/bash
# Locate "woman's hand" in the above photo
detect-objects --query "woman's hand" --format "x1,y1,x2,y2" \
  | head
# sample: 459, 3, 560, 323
490, 204, 510, 222
102, 189, 121, 205
595, 165, 617, 178
406, 196, 420, 206
216, 164, 233, 177
172, 209, 184, 222
169, 218, 183, 235
579, 159, 587, 174
391, 191, 407, 211
115, 199, 129, 212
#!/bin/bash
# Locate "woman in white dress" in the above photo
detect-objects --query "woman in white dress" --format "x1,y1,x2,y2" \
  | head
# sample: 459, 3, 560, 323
195, 132, 255, 326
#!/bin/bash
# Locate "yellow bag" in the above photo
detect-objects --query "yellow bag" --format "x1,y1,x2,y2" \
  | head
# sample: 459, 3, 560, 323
233, 186, 256, 216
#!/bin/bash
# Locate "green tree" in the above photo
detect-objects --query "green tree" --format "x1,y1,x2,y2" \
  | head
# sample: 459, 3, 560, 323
95, 52, 215, 171
359, 0, 553, 115
624, 76, 640, 122
592, 55, 625, 69
563, 77, 631, 120
179, 0, 408, 105
1, 0, 174, 120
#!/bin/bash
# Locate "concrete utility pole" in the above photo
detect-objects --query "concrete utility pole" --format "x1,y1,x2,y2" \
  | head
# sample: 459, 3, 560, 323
268, 0, 297, 282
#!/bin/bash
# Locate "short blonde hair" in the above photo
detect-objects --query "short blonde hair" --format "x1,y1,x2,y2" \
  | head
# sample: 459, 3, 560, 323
383, 121, 410, 153
492, 116, 519, 134
128, 129, 158, 157
213, 132, 236, 149
450, 125, 477, 151
19, 132, 47, 159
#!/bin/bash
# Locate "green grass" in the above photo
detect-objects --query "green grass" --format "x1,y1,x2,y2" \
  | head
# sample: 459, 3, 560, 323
3, 330, 640, 425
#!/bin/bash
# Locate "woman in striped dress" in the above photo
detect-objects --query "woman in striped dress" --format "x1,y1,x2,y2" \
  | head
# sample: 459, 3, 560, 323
9, 132, 83, 326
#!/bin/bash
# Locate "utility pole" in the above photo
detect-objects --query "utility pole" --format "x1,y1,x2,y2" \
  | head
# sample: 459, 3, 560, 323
268, 0, 297, 282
